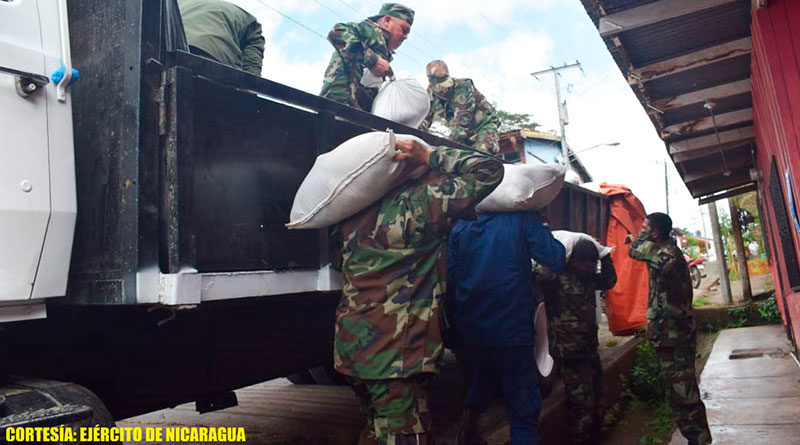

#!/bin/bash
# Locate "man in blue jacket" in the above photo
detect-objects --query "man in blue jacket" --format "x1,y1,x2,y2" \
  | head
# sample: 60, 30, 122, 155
447, 211, 566, 445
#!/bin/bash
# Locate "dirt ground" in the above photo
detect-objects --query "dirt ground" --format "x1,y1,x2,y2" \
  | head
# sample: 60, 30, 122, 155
692, 260, 772, 305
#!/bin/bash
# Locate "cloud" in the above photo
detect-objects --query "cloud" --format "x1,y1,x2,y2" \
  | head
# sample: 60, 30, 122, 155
407, 0, 556, 35
428, 30, 557, 120
215, 0, 705, 233
429, 30, 703, 230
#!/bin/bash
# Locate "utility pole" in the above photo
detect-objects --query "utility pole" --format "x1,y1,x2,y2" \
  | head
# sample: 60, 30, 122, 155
729, 197, 752, 301
709, 202, 732, 304
531, 62, 582, 171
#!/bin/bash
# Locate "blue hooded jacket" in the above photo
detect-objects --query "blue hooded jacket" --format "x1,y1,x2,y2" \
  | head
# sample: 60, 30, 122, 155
447, 211, 566, 346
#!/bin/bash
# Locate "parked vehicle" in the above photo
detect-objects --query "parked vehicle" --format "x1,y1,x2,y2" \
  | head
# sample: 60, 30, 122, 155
0, 0, 609, 429
685, 255, 707, 289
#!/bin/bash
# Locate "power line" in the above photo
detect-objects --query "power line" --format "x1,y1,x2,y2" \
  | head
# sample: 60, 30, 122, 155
462, 0, 512, 38
320, 0, 502, 93
327, 0, 438, 67
332, 0, 369, 17
252, 0, 500, 97
310, 0, 350, 22
252, 0, 328, 40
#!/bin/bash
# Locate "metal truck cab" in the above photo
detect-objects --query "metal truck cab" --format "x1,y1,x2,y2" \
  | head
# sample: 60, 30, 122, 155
0, 0, 77, 321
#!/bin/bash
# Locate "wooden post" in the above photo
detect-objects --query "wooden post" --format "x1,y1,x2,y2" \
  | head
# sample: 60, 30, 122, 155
709, 202, 732, 304
728, 198, 752, 301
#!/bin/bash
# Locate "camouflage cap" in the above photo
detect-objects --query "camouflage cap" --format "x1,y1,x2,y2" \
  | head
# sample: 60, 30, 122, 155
377, 3, 414, 25
426, 60, 454, 93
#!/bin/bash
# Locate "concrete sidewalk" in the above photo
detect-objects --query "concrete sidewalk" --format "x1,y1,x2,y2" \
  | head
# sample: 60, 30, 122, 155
669, 325, 800, 444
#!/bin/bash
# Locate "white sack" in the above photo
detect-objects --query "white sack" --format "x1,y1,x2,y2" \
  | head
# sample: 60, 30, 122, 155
287, 131, 428, 230
476, 164, 566, 212
361, 67, 384, 88
371, 78, 431, 128
552, 230, 614, 260
534, 302, 554, 377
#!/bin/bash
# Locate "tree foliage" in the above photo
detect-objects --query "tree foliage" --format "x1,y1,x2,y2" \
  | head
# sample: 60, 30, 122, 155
495, 107, 539, 133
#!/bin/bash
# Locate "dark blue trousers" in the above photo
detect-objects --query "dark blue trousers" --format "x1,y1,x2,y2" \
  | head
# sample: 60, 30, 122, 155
464, 346, 542, 445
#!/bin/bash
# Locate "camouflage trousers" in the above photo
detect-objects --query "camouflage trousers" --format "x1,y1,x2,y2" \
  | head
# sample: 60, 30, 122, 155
560, 354, 604, 445
349, 375, 434, 445
655, 345, 712, 445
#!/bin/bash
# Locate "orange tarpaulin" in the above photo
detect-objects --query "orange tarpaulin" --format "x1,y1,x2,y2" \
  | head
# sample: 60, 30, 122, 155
600, 183, 649, 336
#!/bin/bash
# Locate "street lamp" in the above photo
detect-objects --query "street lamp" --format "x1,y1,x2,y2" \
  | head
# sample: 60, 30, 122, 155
564, 141, 620, 162
573, 141, 620, 154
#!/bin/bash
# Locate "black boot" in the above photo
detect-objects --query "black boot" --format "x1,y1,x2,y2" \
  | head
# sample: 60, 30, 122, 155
455, 408, 487, 445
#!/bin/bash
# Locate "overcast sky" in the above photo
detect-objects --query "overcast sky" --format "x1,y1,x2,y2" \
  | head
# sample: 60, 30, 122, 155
227, 0, 710, 234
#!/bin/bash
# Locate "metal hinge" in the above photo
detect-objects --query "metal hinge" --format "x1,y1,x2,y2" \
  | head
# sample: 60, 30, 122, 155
155, 70, 169, 136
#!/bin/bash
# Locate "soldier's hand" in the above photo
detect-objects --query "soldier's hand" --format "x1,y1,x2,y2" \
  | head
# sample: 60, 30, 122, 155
370, 57, 393, 77
624, 234, 636, 244
395, 139, 433, 165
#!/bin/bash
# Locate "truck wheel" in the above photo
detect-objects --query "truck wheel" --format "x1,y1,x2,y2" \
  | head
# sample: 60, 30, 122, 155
309, 365, 348, 386
286, 370, 317, 385
1, 377, 116, 442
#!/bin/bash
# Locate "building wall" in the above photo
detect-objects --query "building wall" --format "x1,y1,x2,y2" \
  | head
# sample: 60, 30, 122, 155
524, 138, 561, 164
751, 0, 800, 347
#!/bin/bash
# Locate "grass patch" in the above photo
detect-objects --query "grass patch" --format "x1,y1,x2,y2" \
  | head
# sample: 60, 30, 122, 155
692, 297, 712, 307
605, 338, 621, 347
727, 294, 781, 328
631, 341, 665, 402
699, 321, 722, 333
639, 401, 675, 445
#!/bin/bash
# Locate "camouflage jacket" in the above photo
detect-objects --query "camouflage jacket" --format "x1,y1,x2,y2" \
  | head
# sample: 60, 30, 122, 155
320, 19, 392, 111
537, 257, 617, 358
628, 232, 696, 347
420, 78, 500, 152
333, 146, 503, 380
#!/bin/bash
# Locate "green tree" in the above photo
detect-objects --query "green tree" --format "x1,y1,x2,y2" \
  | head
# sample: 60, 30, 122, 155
718, 193, 765, 281
495, 106, 539, 133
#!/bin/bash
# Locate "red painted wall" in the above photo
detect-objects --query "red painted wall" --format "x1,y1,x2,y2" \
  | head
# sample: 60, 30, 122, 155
751, 0, 800, 346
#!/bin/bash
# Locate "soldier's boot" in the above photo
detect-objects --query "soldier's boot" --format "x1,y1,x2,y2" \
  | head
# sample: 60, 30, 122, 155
455, 408, 487, 445
358, 432, 379, 445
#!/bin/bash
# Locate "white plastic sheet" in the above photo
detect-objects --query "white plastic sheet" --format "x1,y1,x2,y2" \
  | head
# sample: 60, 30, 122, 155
534, 302, 554, 377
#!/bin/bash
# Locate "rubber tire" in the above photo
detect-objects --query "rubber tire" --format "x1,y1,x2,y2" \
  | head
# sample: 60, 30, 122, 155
286, 370, 317, 385
691, 266, 702, 289
309, 365, 348, 386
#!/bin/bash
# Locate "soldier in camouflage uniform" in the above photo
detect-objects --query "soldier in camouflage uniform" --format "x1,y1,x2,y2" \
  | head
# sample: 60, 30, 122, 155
332, 138, 503, 445
420, 60, 501, 154
627, 212, 712, 445
320, 3, 413, 111
536, 239, 617, 445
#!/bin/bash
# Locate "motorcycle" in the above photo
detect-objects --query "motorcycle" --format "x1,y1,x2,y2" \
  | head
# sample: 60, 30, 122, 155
684, 255, 707, 289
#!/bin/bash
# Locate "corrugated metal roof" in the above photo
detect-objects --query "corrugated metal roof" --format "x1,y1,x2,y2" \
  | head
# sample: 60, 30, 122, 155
520, 130, 561, 141
663, 92, 751, 126
600, 0, 660, 14
579, 0, 756, 200
619, 2, 751, 67
645, 54, 751, 100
